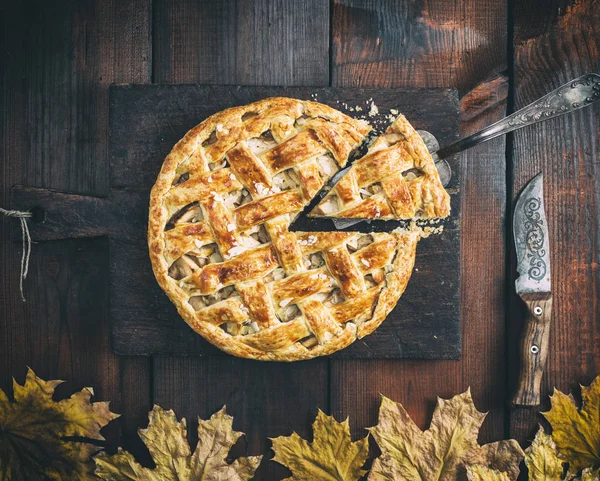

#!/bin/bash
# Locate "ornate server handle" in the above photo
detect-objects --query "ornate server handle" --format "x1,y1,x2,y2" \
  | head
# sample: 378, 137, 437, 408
434, 73, 600, 160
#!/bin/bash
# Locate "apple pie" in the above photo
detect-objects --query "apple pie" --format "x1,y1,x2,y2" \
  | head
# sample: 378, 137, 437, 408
148, 97, 427, 361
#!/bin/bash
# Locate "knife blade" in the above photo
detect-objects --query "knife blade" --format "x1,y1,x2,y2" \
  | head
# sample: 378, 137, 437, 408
512, 173, 552, 406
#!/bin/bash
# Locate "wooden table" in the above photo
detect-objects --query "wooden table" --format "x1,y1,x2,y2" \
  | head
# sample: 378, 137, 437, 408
1, 1, 598, 478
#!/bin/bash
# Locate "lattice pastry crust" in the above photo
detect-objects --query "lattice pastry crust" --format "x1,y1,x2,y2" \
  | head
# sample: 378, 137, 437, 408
149, 97, 423, 361
311, 114, 450, 219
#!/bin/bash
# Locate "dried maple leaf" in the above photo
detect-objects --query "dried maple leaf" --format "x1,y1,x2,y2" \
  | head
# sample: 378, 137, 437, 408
524, 426, 600, 481
94, 405, 261, 480
270, 409, 369, 481
542, 376, 600, 473
368, 390, 524, 481
525, 427, 565, 481
579, 468, 600, 481
0, 367, 118, 481
466, 465, 511, 481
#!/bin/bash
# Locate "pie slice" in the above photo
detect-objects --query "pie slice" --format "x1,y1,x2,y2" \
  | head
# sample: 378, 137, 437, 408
148, 97, 424, 361
310, 114, 451, 220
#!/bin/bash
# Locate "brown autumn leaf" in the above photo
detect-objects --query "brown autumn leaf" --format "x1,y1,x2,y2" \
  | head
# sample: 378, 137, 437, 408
94, 405, 261, 481
0, 367, 118, 481
542, 376, 600, 473
368, 390, 524, 481
270, 409, 369, 481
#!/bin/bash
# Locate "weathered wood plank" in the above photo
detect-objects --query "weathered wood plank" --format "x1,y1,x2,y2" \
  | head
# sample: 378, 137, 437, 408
153, 0, 330, 85
0, 0, 152, 458
332, 0, 507, 95
509, 0, 600, 443
331, 0, 508, 444
151, 2, 331, 479
9, 186, 113, 241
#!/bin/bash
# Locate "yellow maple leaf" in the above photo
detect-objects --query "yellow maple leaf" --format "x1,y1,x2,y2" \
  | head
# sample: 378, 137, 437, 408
270, 409, 369, 481
368, 390, 524, 481
524, 427, 565, 481
0, 367, 118, 481
542, 376, 600, 473
466, 465, 511, 481
95, 405, 261, 480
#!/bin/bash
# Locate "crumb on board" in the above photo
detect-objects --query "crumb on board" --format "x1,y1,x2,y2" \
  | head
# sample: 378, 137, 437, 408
326, 99, 414, 137
368, 101, 379, 116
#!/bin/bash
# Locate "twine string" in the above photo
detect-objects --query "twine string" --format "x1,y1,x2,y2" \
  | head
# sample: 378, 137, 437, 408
0, 207, 32, 302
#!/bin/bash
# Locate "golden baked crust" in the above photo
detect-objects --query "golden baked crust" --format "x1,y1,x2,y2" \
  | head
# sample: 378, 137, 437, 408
148, 97, 421, 361
311, 114, 451, 219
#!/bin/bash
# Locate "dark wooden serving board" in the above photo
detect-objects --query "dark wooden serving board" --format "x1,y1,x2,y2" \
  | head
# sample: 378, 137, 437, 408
10, 85, 460, 359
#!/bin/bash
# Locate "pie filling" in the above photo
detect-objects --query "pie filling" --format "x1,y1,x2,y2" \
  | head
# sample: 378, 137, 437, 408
166, 225, 391, 345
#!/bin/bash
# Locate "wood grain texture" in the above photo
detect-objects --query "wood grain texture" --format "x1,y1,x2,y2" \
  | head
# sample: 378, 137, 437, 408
0, 0, 151, 459
509, 0, 600, 443
10, 187, 114, 241
332, 0, 507, 95
512, 293, 553, 407
460, 73, 509, 121
331, 0, 508, 444
153, 0, 329, 85
151, 3, 331, 479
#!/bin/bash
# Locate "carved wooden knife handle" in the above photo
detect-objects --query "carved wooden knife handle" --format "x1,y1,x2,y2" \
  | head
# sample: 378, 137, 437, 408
513, 292, 553, 406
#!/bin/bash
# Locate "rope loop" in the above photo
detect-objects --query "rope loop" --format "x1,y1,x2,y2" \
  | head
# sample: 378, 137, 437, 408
0, 207, 32, 302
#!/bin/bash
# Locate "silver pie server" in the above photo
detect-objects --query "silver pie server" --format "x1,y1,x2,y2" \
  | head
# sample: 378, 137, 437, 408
289, 72, 600, 233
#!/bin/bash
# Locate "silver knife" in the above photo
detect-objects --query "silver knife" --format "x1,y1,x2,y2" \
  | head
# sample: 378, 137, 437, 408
512, 173, 552, 406
288, 72, 600, 233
